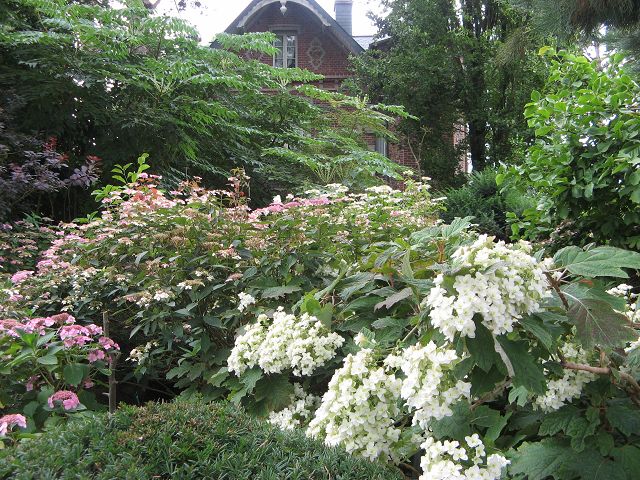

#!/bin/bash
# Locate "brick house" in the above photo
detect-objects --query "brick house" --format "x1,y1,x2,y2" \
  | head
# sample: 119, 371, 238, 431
220, 0, 421, 173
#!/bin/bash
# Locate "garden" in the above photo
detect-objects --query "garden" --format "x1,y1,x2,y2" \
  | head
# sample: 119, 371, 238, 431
2, 0, 640, 479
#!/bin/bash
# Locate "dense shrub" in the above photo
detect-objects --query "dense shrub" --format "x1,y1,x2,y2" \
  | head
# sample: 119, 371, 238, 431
1, 173, 437, 405
440, 169, 534, 240
4, 174, 640, 478
0, 398, 402, 480
502, 49, 640, 249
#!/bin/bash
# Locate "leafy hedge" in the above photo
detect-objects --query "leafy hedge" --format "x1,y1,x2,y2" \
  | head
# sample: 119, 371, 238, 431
0, 398, 402, 480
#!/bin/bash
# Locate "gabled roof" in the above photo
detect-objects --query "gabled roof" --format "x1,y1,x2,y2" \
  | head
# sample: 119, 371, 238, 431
222, 0, 364, 54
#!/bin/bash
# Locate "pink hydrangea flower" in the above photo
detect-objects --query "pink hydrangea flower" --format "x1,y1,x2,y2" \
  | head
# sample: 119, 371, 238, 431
0, 414, 27, 436
98, 336, 119, 350
82, 378, 94, 389
87, 349, 105, 363
48, 390, 80, 411
25, 375, 39, 392
10, 270, 33, 284
50, 313, 75, 325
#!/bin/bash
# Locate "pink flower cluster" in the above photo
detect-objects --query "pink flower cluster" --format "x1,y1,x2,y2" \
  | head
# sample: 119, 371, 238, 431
47, 390, 80, 411
251, 196, 331, 219
0, 414, 27, 436
0, 313, 119, 361
10, 270, 33, 284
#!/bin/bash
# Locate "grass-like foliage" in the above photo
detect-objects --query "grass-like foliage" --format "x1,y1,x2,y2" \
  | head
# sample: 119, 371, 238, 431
0, 397, 402, 480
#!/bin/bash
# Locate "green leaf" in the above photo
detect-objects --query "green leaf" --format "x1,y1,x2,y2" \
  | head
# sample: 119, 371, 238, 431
63, 364, 88, 386
510, 438, 574, 480
612, 446, 640, 478
374, 287, 413, 311
430, 402, 472, 440
566, 415, 599, 452
261, 284, 302, 299
466, 321, 500, 372
254, 374, 294, 411
538, 405, 580, 436
37, 355, 58, 365
520, 315, 556, 350
567, 298, 637, 349
208, 367, 229, 387
606, 403, 640, 437
239, 367, 262, 395
497, 337, 546, 395
554, 246, 640, 278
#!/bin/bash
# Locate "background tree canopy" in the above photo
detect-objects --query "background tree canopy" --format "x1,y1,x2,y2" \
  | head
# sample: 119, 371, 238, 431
0, 0, 402, 221
349, 0, 550, 187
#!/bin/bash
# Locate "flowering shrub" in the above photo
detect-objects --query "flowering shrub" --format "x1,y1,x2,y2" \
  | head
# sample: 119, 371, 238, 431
0, 311, 119, 442
228, 307, 344, 377
0, 218, 56, 274
3, 173, 640, 478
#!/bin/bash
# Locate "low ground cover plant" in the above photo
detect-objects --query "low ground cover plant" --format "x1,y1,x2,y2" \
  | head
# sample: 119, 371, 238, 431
0, 397, 401, 479
2, 173, 640, 478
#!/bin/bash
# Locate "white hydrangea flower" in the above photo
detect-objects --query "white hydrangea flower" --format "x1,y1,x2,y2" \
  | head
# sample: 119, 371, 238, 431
307, 348, 408, 462
419, 434, 509, 480
425, 235, 550, 340
391, 342, 471, 429
268, 383, 320, 431
607, 284, 640, 323
228, 308, 344, 377
237, 292, 256, 312
227, 316, 268, 376
533, 342, 597, 412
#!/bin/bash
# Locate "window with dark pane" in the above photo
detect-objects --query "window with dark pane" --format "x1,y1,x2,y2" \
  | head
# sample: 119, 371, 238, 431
273, 32, 297, 68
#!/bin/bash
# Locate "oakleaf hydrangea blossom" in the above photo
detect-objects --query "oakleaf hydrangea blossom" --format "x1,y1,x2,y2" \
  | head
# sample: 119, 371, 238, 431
387, 342, 471, 429
268, 383, 320, 431
534, 342, 596, 412
419, 434, 509, 480
607, 284, 640, 323
228, 308, 344, 377
227, 317, 267, 376
237, 292, 256, 312
425, 235, 550, 340
307, 348, 406, 462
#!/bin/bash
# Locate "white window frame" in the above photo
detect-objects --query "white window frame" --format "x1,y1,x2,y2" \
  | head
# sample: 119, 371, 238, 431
375, 136, 388, 158
272, 31, 298, 68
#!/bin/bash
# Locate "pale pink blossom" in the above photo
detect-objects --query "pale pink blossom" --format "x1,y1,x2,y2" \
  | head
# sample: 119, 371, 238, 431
10, 270, 33, 284
0, 414, 27, 436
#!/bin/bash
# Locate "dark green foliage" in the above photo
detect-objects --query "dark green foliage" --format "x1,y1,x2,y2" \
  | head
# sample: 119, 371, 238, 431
351, 0, 549, 184
0, 398, 403, 479
440, 169, 534, 240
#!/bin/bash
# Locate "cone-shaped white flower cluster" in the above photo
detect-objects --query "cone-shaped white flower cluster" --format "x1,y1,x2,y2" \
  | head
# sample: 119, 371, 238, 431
388, 342, 472, 429
307, 348, 405, 461
425, 235, 549, 340
268, 383, 320, 431
419, 433, 509, 480
534, 342, 596, 412
227, 308, 344, 377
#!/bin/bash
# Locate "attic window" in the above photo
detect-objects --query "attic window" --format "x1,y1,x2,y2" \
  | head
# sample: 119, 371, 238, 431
273, 32, 297, 68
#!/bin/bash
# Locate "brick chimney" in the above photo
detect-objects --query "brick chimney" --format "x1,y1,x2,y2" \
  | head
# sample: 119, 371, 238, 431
334, 0, 353, 36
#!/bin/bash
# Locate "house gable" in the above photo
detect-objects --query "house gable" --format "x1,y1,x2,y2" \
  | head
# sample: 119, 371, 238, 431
219, 0, 363, 81
225, 0, 363, 55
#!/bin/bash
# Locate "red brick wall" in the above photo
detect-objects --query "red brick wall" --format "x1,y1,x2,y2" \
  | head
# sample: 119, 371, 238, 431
245, 3, 352, 80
